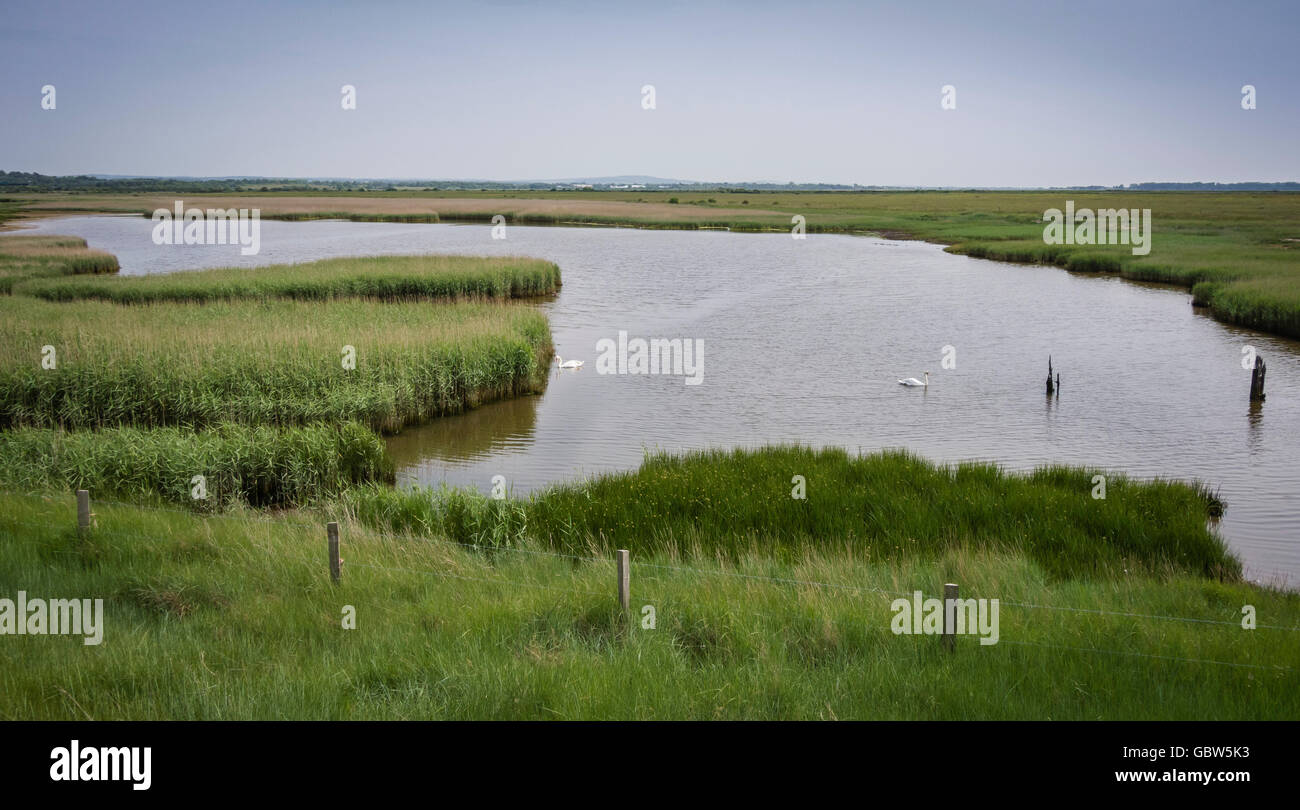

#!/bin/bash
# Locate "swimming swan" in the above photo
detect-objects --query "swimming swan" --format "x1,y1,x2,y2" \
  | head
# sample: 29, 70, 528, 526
555, 355, 584, 369
898, 371, 930, 387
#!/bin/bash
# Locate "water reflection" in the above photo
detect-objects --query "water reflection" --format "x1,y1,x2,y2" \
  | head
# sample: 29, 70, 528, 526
387, 394, 541, 470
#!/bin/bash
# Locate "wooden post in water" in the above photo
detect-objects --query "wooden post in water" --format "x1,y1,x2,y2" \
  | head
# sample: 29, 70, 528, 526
76, 489, 91, 534
616, 549, 630, 612
1250, 355, 1267, 402
1046, 357, 1055, 396
327, 522, 341, 583
943, 583, 958, 652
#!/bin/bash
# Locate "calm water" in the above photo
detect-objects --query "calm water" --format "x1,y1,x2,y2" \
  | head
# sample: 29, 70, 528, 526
13, 215, 1300, 585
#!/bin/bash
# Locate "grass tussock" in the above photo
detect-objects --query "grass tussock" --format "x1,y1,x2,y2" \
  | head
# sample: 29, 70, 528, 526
16, 254, 561, 304
343, 446, 1238, 582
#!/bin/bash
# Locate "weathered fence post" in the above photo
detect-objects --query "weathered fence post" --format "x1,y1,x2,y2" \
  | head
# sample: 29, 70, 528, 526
616, 549, 630, 612
76, 489, 91, 534
1250, 355, 1267, 402
943, 582, 958, 652
327, 522, 341, 583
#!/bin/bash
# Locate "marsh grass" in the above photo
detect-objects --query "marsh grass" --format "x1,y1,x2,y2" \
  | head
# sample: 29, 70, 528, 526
344, 446, 1238, 582
0, 422, 392, 508
0, 491, 1294, 720
16, 254, 561, 304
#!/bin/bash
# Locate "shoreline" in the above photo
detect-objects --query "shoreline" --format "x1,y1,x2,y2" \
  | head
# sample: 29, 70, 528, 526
8, 190, 1299, 340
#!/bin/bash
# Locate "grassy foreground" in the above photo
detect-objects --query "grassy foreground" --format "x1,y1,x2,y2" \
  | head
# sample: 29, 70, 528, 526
16, 189, 1299, 338
0, 464, 1295, 720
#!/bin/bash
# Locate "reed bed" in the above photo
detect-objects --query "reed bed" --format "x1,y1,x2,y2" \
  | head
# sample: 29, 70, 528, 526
0, 422, 392, 508
0, 295, 552, 432
0, 234, 118, 292
16, 254, 561, 304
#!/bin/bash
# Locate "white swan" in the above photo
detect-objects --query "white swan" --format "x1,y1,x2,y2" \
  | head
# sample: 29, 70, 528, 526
898, 371, 930, 387
555, 355, 584, 369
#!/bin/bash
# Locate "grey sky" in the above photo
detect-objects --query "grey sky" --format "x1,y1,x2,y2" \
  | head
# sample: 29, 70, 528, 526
2, 0, 1296, 185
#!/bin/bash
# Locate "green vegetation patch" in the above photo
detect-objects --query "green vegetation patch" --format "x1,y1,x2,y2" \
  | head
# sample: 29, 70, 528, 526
0, 295, 552, 433
0, 422, 392, 509
0, 234, 118, 293
345, 446, 1237, 581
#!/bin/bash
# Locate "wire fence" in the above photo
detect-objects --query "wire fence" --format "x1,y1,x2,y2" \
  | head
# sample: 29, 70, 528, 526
1, 490, 1296, 673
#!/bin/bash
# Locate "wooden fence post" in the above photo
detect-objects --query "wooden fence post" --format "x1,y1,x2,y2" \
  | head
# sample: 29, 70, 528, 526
328, 522, 341, 583
1250, 355, 1267, 402
943, 582, 958, 652
76, 489, 91, 534
616, 549, 630, 612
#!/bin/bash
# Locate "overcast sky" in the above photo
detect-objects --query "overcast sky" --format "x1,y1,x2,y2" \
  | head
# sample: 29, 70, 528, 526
2, 0, 1297, 185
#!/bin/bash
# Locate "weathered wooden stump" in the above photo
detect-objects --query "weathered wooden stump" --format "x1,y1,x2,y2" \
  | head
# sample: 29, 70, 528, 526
1046, 356, 1055, 396
1250, 355, 1267, 402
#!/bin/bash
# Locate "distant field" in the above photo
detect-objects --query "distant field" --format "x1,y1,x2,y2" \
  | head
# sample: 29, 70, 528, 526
10, 189, 1299, 338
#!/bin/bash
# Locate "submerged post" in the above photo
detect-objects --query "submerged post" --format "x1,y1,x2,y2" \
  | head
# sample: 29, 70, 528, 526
616, 549, 630, 611
328, 522, 341, 583
1250, 355, 1267, 402
76, 489, 91, 534
943, 583, 958, 652
1046, 357, 1055, 396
